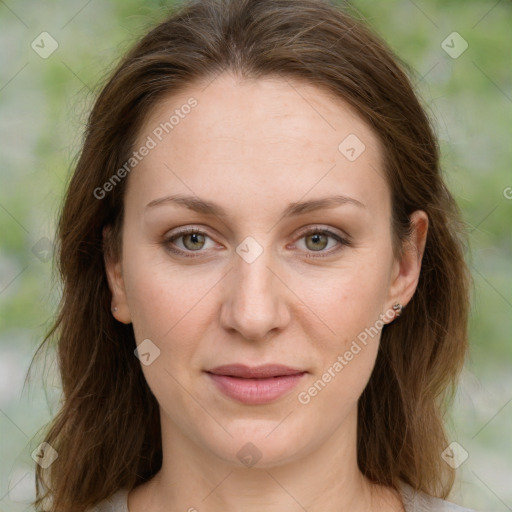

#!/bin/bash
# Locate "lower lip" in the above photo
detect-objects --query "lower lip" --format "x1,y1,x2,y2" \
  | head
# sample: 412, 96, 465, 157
206, 372, 306, 405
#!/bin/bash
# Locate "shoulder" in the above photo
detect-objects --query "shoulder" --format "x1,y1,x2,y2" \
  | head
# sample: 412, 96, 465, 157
86, 484, 478, 512
399, 481, 477, 512
86, 488, 129, 512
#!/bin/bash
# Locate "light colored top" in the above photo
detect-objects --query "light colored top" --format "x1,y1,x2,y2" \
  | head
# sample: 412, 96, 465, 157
89, 481, 477, 512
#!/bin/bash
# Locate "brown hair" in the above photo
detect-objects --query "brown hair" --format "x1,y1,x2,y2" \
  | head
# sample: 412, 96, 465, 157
31, 0, 471, 510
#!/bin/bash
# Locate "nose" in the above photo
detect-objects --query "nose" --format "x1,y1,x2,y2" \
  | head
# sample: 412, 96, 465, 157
219, 246, 291, 342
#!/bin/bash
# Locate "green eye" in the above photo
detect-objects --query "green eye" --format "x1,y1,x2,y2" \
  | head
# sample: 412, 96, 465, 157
164, 228, 215, 258
181, 232, 207, 251
296, 228, 349, 257
304, 232, 329, 251
164, 226, 350, 259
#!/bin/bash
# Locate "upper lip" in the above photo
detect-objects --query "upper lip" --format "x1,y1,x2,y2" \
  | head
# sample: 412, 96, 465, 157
206, 364, 306, 379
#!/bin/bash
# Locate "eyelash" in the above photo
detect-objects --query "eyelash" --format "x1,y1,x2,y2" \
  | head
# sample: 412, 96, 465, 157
163, 226, 350, 259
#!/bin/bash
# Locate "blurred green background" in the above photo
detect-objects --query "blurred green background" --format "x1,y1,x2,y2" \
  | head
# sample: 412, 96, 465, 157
0, 0, 510, 510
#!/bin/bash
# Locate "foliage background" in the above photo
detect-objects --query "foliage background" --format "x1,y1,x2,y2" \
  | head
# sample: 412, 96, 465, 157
0, 0, 510, 510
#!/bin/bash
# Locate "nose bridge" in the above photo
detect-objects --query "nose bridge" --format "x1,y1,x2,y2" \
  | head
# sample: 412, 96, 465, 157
220, 238, 289, 340
237, 247, 275, 301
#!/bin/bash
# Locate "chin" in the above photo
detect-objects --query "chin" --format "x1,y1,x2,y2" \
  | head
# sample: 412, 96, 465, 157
206, 424, 311, 470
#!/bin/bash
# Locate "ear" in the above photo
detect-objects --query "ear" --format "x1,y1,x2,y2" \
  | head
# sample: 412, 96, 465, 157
386, 210, 429, 317
103, 226, 132, 324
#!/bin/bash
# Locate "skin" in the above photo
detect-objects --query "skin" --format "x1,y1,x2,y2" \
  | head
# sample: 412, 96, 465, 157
105, 72, 428, 512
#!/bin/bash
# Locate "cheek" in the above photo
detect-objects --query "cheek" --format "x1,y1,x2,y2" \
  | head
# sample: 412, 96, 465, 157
290, 256, 389, 402
293, 254, 391, 337
123, 259, 214, 404
123, 244, 211, 336
295, 283, 382, 423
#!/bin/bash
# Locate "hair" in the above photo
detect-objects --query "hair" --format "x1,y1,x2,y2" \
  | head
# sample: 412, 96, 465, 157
31, 0, 471, 510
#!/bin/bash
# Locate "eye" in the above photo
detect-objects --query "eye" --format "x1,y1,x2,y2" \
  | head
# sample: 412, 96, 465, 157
294, 226, 350, 257
163, 225, 350, 259
163, 228, 217, 257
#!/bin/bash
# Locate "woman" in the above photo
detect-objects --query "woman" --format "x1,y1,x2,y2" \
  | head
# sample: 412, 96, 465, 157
32, 0, 475, 510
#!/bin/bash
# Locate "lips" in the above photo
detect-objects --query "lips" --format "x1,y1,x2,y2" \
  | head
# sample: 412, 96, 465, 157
206, 363, 305, 379
205, 364, 307, 405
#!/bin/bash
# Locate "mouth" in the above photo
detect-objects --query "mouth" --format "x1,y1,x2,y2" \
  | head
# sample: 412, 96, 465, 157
206, 363, 306, 379
205, 364, 307, 404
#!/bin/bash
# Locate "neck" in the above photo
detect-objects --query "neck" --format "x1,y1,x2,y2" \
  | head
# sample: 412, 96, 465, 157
129, 406, 403, 512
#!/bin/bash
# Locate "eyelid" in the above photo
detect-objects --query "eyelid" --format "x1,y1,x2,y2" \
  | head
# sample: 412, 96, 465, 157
163, 224, 350, 258
294, 224, 349, 241
163, 226, 218, 258
290, 225, 350, 257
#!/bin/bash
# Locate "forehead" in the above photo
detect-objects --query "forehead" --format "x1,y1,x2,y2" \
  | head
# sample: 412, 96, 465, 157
126, 73, 388, 219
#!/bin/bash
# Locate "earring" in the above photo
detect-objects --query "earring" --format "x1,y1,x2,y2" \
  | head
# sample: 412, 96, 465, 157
112, 306, 118, 313
392, 303, 403, 317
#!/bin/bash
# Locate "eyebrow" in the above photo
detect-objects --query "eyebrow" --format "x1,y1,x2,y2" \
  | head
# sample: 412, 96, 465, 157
144, 193, 366, 220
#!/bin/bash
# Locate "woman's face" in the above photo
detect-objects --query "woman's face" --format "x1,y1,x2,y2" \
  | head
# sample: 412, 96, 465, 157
106, 73, 426, 468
